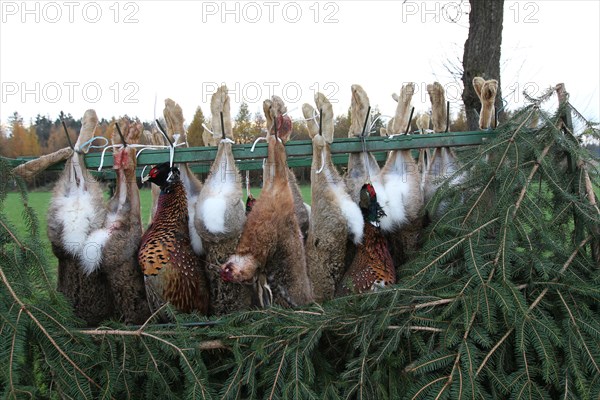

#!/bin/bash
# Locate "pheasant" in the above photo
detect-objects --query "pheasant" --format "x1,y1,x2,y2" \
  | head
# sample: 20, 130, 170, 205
138, 163, 209, 315
337, 183, 395, 296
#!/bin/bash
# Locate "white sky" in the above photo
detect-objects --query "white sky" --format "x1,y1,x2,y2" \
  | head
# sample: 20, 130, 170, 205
1, 0, 599, 128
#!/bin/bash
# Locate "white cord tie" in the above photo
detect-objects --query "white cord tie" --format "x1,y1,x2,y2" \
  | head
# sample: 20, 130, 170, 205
76, 134, 108, 154
250, 136, 267, 152
316, 151, 325, 174
98, 142, 186, 172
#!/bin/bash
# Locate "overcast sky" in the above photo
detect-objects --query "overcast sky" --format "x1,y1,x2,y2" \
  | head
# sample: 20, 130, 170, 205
1, 0, 599, 129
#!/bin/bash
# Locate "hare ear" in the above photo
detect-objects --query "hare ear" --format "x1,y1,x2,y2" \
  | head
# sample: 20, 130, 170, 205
473, 77, 485, 98
391, 93, 399, 103
302, 103, 319, 139
210, 86, 233, 140
314, 92, 334, 144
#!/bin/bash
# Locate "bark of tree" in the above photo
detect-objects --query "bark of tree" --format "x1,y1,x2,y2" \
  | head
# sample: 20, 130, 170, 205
462, 0, 504, 130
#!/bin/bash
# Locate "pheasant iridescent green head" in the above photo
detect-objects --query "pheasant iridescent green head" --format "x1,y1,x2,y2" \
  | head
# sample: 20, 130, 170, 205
144, 162, 180, 189
359, 183, 386, 226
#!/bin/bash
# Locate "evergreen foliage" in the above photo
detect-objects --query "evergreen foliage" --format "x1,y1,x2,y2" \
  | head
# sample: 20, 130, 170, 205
0, 92, 599, 399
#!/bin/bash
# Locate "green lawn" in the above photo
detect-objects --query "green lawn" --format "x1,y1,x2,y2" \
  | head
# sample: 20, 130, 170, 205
4, 185, 312, 270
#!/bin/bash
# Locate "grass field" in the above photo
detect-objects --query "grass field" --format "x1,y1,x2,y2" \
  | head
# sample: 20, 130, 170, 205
4, 186, 312, 270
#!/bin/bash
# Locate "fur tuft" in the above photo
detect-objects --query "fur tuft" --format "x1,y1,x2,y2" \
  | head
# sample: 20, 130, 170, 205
80, 228, 111, 275
337, 193, 365, 244
54, 191, 101, 257
379, 173, 410, 231
201, 196, 228, 234
187, 203, 204, 254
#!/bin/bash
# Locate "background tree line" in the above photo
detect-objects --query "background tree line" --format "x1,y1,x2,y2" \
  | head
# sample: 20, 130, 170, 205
1, 103, 475, 159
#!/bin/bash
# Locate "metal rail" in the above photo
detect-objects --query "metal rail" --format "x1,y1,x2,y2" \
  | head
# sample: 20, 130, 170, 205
7, 130, 497, 177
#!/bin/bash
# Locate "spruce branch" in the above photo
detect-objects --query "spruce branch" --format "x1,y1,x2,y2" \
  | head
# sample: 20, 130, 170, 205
411, 376, 448, 400
492, 138, 555, 278
556, 290, 600, 375
141, 331, 211, 399
462, 107, 538, 224
416, 218, 499, 276
268, 343, 289, 400
77, 328, 227, 350
437, 311, 478, 399
512, 141, 554, 217
9, 308, 24, 397
477, 235, 592, 376
0, 219, 24, 250
0, 261, 108, 396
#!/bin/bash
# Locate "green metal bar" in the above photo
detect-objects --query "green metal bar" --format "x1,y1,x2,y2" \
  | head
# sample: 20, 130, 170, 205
6, 130, 498, 174
86, 130, 495, 169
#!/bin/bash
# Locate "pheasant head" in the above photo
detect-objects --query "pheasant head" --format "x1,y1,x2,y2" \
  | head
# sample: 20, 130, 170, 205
359, 183, 386, 226
144, 162, 180, 191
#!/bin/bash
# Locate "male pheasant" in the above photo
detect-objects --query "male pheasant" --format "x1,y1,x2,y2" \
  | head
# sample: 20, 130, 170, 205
138, 163, 210, 315
337, 183, 396, 295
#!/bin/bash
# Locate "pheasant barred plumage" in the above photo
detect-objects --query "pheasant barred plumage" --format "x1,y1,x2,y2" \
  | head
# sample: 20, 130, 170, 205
139, 163, 209, 315
337, 183, 395, 295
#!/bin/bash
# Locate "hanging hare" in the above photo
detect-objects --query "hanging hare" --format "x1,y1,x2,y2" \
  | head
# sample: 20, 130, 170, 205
196, 86, 253, 315
303, 93, 364, 302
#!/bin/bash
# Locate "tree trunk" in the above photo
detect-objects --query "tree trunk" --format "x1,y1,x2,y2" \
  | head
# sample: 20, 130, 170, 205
462, 0, 504, 131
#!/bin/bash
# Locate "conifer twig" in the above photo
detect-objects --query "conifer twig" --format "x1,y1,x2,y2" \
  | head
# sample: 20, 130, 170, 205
462, 107, 537, 224
438, 312, 477, 398
579, 164, 600, 265
556, 290, 600, 374
269, 344, 289, 400
0, 263, 108, 396
0, 220, 24, 249
512, 141, 554, 217
417, 218, 499, 276
77, 328, 227, 350
493, 133, 555, 268
477, 235, 592, 376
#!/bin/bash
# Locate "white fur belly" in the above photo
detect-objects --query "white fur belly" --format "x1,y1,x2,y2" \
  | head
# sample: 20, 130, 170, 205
381, 173, 411, 231
54, 191, 97, 256
54, 191, 110, 275
188, 199, 204, 255
332, 184, 364, 244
